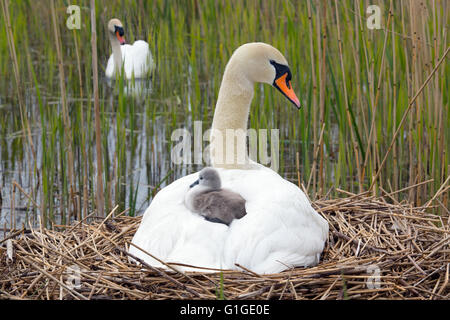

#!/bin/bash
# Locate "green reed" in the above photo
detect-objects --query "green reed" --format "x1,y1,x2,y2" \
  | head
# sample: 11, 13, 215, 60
0, 0, 447, 229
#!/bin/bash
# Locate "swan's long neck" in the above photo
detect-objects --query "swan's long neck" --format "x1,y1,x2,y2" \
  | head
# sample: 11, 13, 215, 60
210, 61, 255, 169
109, 33, 122, 75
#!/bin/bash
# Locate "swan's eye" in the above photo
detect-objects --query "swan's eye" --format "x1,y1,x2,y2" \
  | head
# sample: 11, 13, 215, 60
269, 60, 290, 82
115, 25, 124, 36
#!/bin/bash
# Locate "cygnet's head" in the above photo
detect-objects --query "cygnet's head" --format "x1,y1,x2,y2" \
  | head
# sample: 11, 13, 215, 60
108, 18, 126, 45
227, 42, 300, 108
190, 167, 221, 190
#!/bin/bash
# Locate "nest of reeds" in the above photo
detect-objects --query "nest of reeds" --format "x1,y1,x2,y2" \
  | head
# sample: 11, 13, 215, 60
0, 194, 448, 300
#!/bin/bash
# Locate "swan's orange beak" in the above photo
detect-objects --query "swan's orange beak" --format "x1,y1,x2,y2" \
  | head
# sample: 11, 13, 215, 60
116, 31, 126, 45
274, 73, 300, 109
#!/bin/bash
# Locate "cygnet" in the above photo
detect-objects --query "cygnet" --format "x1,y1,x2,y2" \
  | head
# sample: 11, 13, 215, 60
184, 167, 247, 226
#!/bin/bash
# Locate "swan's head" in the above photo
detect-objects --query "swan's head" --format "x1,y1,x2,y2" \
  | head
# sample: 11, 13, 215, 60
230, 42, 300, 108
189, 167, 221, 190
107, 18, 126, 45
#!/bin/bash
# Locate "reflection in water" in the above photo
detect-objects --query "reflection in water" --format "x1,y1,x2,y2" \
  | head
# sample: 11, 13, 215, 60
0, 78, 172, 234
105, 78, 153, 100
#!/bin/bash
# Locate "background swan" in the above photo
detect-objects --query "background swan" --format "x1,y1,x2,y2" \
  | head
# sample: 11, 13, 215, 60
130, 42, 328, 274
105, 18, 154, 79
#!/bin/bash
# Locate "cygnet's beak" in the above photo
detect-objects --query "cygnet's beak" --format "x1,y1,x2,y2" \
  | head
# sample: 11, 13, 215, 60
189, 179, 199, 188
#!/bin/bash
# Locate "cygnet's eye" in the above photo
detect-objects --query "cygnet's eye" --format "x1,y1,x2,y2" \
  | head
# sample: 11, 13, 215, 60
200, 177, 203, 180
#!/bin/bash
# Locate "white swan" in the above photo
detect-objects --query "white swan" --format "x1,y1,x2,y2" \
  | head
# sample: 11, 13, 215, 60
105, 18, 154, 79
129, 43, 329, 274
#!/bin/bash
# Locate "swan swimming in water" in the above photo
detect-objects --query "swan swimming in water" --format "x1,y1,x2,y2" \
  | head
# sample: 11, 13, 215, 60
105, 18, 154, 79
185, 167, 247, 226
129, 42, 329, 274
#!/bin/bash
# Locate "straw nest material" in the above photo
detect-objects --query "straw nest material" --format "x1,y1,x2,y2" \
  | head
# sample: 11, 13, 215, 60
1, 194, 448, 300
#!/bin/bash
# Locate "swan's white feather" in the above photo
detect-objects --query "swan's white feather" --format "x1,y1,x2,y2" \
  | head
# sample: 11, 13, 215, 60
130, 164, 328, 274
106, 40, 153, 79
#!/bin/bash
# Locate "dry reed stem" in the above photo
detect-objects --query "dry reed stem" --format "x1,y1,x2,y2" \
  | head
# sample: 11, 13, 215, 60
369, 46, 450, 191
90, 0, 105, 217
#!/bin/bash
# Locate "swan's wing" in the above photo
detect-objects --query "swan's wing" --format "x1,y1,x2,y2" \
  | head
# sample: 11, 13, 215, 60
129, 173, 228, 271
121, 41, 153, 79
221, 168, 329, 274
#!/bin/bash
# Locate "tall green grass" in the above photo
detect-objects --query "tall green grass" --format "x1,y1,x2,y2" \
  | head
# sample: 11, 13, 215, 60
0, 0, 448, 229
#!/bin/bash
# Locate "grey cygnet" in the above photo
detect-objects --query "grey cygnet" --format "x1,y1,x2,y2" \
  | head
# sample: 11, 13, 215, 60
184, 167, 247, 226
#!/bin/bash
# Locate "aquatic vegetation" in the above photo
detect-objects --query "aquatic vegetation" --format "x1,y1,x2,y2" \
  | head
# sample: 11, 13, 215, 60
0, 0, 447, 228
